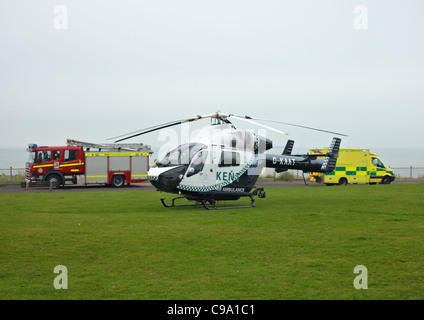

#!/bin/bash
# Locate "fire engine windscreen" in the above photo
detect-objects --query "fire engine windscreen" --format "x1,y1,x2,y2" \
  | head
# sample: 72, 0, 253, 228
27, 151, 36, 164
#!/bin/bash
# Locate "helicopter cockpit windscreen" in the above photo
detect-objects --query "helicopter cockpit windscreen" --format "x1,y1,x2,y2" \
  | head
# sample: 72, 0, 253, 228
156, 143, 207, 167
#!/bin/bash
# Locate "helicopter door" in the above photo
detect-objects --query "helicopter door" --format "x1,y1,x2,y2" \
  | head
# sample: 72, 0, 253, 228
214, 149, 245, 187
184, 150, 215, 188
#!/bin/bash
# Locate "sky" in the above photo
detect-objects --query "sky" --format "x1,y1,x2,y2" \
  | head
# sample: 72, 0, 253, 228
1, 0, 423, 153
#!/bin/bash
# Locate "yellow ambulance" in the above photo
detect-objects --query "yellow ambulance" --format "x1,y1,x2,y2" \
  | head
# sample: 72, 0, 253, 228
309, 148, 395, 185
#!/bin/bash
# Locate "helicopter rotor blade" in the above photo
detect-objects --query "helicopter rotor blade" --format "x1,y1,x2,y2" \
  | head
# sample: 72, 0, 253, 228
113, 121, 184, 143
233, 115, 348, 137
108, 112, 220, 142
108, 111, 347, 143
229, 115, 288, 135
107, 120, 183, 141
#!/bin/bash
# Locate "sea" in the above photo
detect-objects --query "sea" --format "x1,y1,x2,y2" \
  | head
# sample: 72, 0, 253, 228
1, 146, 423, 178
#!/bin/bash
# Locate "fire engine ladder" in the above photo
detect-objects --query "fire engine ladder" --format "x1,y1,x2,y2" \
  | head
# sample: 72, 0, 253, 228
66, 139, 151, 152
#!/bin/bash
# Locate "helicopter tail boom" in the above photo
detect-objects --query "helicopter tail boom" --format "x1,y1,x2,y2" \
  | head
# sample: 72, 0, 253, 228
265, 137, 341, 173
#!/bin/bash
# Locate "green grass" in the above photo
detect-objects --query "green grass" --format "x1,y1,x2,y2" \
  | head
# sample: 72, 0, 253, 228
0, 184, 423, 299
0, 173, 25, 184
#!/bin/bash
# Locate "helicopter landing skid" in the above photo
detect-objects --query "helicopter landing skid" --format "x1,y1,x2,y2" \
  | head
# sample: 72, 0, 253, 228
199, 197, 256, 210
160, 188, 266, 210
160, 197, 204, 208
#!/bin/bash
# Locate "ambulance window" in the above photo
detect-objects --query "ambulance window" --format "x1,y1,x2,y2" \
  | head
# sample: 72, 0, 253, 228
64, 150, 77, 162
219, 151, 240, 167
187, 150, 208, 177
37, 151, 51, 163
53, 150, 61, 160
372, 157, 384, 168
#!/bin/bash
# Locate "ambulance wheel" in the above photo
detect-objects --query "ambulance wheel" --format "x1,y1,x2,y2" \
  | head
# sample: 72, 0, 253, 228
46, 174, 62, 188
381, 176, 391, 184
111, 175, 125, 188
338, 178, 348, 186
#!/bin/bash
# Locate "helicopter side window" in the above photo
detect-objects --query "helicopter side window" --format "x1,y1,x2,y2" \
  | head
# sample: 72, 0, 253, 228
371, 157, 385, 168
187, 150, 208, 177
219, 151, 240, 167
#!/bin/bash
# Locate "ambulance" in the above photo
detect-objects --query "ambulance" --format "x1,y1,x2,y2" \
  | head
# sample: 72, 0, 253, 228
309, 148, 395, 185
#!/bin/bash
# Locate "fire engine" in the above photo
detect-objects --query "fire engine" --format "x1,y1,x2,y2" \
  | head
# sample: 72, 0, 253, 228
25, 139, 152, 187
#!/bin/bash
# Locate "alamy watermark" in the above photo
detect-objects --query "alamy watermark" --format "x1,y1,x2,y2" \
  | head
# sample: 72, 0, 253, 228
154, 123, 269, 166
53, 265, 68, 289
53, 5, 68, 30
353, 5, 368, 30
353, 265, 368, 289
52, 264, 368, 291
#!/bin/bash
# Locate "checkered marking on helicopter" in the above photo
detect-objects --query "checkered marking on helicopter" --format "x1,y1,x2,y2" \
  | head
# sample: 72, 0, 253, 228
177, 160, 254, 192
320, 137, 337, 170
321, 157, 329, 170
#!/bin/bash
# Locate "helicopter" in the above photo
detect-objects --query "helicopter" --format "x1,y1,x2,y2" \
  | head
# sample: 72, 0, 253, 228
109, 112, 345, 209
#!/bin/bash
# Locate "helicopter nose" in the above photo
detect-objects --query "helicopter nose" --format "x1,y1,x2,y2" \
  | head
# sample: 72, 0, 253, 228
148, 166, 186, 191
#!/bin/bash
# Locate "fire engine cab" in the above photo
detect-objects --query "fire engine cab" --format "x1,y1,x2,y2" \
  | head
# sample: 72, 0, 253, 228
25, 139, 152, 187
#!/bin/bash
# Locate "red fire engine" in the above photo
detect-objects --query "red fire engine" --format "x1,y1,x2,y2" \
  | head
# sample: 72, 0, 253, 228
25, 139, 152, 187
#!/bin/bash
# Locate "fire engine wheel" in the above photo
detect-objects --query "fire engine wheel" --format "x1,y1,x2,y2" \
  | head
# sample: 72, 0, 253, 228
111, 175, 125, 188
338, 178, 348, 186
46, 175, 62, 188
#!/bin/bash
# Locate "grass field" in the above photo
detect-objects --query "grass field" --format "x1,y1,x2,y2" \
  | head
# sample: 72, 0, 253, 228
0, 184, 423, 300
0, 173, 25, 184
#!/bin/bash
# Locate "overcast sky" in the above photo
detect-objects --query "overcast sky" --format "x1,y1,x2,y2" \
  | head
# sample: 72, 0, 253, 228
1, 0, 423, 152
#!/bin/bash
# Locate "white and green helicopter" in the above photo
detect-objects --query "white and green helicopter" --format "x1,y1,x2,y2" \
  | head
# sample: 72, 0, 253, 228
111, 112, 345, 209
